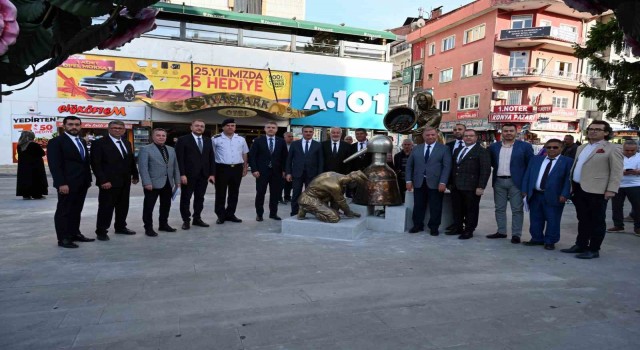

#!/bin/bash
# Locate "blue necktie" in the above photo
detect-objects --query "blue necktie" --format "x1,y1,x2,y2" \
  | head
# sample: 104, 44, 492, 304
75, 138, 85, 160
197, 137, 203, 153
424, 144, 431, 164
269, 138, 274, 154
305, 140, 309, 154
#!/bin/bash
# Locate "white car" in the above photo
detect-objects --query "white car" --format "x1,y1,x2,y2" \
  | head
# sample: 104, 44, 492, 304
79, 71, 154, 101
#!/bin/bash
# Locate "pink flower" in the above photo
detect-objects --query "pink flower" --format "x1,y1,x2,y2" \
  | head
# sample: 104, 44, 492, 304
98, 8, 158, 50
0, 0, 19, 55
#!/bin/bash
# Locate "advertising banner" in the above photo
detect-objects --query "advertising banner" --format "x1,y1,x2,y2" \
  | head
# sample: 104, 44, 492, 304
37, 101, 147, 120
290, 73, 390, 129
499, 26, 551, 40
488, 113, 538, 122
11, 115, 57, 163
457, 110, 479, 119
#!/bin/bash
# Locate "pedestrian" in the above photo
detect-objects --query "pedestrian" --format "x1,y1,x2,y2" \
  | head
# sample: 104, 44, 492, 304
561, 134, 578, 159
349, 128, 371, 199
249, 121, 288, 222
344, 135, 354, 144
138, 128, 181, 237
16, 131, 48, 200
487, 123, 534, 244
607, 140, 640, 236
562, 121, 623, 259
90, 120, 139, 241
406, 127, 452, 236
322, 127, 351, 174
521, 139, 573, 250
47, 116, 94, 248
393, 138, 413, 202
444, 123, 466, 233
279, 132, 294, 204
212, 118, 249, 224
175, 119, 216, 230
286, 125, 323, 216
448, 129, 491, 239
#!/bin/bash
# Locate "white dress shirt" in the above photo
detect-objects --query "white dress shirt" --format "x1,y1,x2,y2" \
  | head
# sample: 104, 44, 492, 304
535, 157, 558, 191
497, 143, 513, 176
213, 133, 249, 164
65, 132, 85, 155
572, 140, 604, 183
457, 143, 476, 163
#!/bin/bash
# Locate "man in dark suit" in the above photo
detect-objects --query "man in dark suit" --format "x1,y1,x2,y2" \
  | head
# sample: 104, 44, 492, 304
249, 121, 288, 221
445, 123, 467, 233
286, 125, 323, 216
279, 132, 294, 204
349, 128, 371, 198
393, 139, 413, 202
406, 127, 452, 235
138, 128, 181, 237
175, 119, 216, 230
561, 134, 579, 159
487, 123, 534, 243
521, 139, 572, 250
449, 129, 492, 240
47, 116, 94, 248
91, 120, 139, 241
322, 127, 351, 174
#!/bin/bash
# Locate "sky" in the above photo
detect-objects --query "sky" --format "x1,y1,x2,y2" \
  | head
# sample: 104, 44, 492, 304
305, 0, 471, 31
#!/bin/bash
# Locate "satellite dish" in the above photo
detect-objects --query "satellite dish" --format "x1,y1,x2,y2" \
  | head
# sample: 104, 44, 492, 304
415, 18, 426, 28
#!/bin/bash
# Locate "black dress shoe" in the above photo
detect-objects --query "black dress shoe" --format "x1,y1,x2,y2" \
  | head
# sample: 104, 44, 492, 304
430, 230, 440, 236
486, 232, 507, 239
445, 230, 461, 235
73, 234, 95, 242
511, 236, 521, 244
560, 245, 586, 253
58, 240, 79, 248
226, 216, 242, 223
145, 229, 158, 237
256, 215, 264, 222
269, 215, 282, 221
576, 251, 599, 259
115, 228, 136, 235
523, 241, 544, 246
96, 234, 110, 241
408, 227, 423, 234
458, 233, 473, 240
444, 224, 456, 232
192, 219, 210, 227
158, 225, 177, 232
544, 244, 555, 250
216, 219, 225, 224
182, 221, 191, 230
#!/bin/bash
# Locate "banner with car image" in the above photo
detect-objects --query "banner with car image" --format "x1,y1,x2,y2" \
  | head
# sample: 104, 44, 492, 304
56, 54, 292, 105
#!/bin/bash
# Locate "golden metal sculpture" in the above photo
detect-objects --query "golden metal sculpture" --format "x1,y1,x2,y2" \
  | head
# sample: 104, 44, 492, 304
297, 171, 368, 223
383, 91, 443, 144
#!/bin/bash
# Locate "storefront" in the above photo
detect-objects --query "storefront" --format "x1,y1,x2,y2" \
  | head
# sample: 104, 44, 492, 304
611, 130, 639, 144
528, 121, 580, 143
440, 117, 496, 144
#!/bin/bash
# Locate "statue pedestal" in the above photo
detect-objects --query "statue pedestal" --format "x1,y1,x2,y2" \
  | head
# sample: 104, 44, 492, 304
350, 204, 408, 233
404, 191, 454, 231
281, 215, 367, 240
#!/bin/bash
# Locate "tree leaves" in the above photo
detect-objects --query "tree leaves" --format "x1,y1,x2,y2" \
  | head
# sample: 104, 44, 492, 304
0, 62, 30, 86
4, 22, 53, 70
112, 0, 160, 15
47, 0, 112, 17
12, 0, 49, 23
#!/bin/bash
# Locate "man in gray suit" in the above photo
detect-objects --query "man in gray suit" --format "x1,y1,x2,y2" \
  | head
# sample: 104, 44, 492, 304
138, 128, 181, 237
406, 127, 452, 235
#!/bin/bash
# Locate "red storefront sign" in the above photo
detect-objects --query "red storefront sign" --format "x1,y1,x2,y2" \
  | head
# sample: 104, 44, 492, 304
488, 113, 538, 122
493, 105, 534, 113
56, 121, 133, 129
457, 110, 479, 119
57, 104, 127, 118
535, 105, 553, 113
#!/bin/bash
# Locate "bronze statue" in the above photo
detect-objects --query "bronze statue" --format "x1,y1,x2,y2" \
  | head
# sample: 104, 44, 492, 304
383, 91, 443, 144
297, 171, 368, 223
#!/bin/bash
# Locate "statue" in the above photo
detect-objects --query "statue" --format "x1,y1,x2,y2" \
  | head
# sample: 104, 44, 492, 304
383, 91, 443, 144
297, 171, 368, 223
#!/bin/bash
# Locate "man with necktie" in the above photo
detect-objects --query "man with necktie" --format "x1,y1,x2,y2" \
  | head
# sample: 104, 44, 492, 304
349, 128, 372, 199
393, 139, 413, 202
322, 127, 351, 174
47, 116, 94, 248
90, 120, 139, 241
279, 132, 294, 204
445, 123, 466, 233
286, 125, 324, 216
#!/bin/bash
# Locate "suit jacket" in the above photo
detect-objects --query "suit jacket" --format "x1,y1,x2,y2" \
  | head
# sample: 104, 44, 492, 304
393, 151, 411, 181
489, 140, 534, 188
90, 136, 139, 187
249, 135, 288, 174
286, 139, 323, 178
175, 134, 215, 179
406, 142, 452, 189
450, 143, 491, 191
349, 142, 372, 171
522, 155, 572, 206
447, 139, 465, 154
570, 141, 624, 194
561, 143, 578, 159
138, 143, 181, 189
322, 140, 352, 174
47, 134, 92, 191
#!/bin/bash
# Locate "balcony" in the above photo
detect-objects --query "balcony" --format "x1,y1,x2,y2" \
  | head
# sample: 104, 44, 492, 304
492, 67, 591, 89
491, 0, 595, 20
495, 26, 582, 54
392, 70, 403, 80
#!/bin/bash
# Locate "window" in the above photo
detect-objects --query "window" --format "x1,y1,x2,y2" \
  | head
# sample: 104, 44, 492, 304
438, 99, 451, 113
552, 96, 569, 108
511, 15, 533, 29
555, 61, 573, 78
428, 42, 436, 56
463, 24, 486, 44
507, 90, 522, 105
441, 35, 455, 52
439, 68, 453, 83
461, 60, 483, 78
509, 51, 529, 75
540, 20, 552, 27
427, 73, 433, 81
459, 94, 480, 110
420, 47, 425, 59
535, 58, 547, 74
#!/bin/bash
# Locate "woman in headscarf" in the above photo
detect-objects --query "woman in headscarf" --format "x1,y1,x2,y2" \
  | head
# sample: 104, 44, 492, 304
16, 131, 48, 199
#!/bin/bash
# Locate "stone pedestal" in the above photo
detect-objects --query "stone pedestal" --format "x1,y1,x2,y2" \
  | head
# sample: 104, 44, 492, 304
281, 215, 367, 240
404, 191, 454, 230
350, 204, 408, 233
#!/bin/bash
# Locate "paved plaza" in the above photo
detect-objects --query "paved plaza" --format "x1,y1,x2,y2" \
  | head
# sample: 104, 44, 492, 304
1, 172, 639, 350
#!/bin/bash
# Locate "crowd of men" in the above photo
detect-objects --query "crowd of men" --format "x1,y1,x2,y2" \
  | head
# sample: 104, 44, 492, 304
48, 116, 629, 260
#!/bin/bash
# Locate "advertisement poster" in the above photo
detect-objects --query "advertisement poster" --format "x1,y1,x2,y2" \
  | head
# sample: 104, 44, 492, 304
290, 73, 390, 129
11, 115, 57, 163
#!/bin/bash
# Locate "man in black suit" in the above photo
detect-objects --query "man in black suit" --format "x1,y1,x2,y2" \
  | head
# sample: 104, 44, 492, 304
448, 129, 491, 240
286, 125, 324, 216
279, 132, 294, 204
393, 139, 413, 202
561, 134, 579, 159
249, 121, 288, 221
47, 116, 94, 248
175, 119, 216, 230
349, 128, 372, 171
322, 127, 351, 174
91, 120, 139, 240
445, 123, 466, 233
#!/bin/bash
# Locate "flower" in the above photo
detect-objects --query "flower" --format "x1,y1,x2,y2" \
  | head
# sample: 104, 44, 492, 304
98, 8, 158, 50
0, 0, 19, 55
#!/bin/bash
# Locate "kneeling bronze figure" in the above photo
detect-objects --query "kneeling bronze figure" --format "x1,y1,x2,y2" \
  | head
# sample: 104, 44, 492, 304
297, 171, 368, 223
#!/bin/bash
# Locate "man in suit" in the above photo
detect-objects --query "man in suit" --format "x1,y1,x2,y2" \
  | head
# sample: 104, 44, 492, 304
487, 123, 534, 243
562, 121, 623, 259
286, 125, 323, 216
212, 118, 249, 224
561, 134, 579, 159
138, 128, 181, 237
521, 139, 572, 250
445, 123, 466, 233
322, 127, 351, 174
249, 121, 288, 222
349, 128, 371, 198
175, 119, 216, 230
91, 120, 139, 241
279, 132, 294, 204
47, 116, 94, 248
406, 127, 452, 235
393, 139, 413, 202
448, 129, 491, 239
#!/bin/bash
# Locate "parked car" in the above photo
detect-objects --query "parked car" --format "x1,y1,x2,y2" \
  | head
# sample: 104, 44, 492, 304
79, 71, 154, 101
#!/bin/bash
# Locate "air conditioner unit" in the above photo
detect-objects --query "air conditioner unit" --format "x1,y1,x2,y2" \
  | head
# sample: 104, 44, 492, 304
493, 90, 508, 100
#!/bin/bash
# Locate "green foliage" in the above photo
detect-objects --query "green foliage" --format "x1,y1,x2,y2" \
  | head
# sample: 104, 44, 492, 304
47, 0, 112, 17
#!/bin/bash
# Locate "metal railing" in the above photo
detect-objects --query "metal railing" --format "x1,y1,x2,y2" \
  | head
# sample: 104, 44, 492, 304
492, 67, 592, 83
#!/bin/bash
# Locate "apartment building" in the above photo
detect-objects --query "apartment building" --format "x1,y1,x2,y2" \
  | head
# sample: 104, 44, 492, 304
159, 0, 306, 20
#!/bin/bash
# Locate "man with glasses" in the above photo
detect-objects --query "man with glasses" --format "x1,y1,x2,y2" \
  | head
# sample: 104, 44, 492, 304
607, 140, 640, 236
521, 139, 573, 250
445, 123, 466, 233
562, 121, 623, 259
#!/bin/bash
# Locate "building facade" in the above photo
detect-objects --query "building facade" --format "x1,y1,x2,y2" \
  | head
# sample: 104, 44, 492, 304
160, 0, 306, 20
